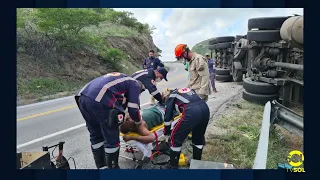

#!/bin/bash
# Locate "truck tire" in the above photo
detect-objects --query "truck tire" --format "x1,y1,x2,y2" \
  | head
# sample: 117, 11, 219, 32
213, 42, 232, 49
242, 90, 279, 105
209, 39, 217, 45
243, 77, 279, 94
215, 68, 230, 75
233, 38, 248, 60
208, 45, 214, 50
232, 64, 243, 82
247, 30, 281, 42
215, 36, 235, 43
248, 16, 289, 30
215, 74, 233, 82
235, 35, 244, 41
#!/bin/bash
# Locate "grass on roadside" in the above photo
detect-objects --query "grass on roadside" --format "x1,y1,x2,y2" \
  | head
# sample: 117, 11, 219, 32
182, 100, 303, 169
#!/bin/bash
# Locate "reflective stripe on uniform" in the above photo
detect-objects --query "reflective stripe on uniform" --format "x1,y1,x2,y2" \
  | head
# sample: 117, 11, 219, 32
127, 102, 139, 109
132, 71, 148, 79
175, 104, 180, 113
151, 89, 159, 96
91, 141, 104, 149
169, 94, 190, 103
164, 121, 171, 126
105, 147, 120, 153
170, 146, 182, 152
95, 77, 134, 102
195, 145, 204, 149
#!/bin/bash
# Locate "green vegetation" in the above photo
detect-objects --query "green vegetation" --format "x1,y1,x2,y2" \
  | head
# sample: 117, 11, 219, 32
182, 100, 303, 169
17, 8, 160, 104
191, 38, 215, 57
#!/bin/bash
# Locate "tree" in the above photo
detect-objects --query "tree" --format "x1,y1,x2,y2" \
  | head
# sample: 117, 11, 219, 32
35, 8, 107, 36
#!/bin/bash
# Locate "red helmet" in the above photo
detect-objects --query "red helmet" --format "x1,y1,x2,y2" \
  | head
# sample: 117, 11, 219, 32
174, 44, 189, 58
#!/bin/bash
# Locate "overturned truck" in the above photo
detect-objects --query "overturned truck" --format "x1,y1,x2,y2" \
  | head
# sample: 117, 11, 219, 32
241, 15, 303, 108
209, 15, 303, 109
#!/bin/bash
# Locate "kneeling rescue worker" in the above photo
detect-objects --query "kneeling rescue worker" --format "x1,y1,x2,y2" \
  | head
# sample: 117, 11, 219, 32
74, 72, 145, 169
131, 67, 168, 105
161, 88, 210, 169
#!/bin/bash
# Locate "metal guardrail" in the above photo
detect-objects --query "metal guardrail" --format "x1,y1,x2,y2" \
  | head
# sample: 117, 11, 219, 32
253, 100, 304, 169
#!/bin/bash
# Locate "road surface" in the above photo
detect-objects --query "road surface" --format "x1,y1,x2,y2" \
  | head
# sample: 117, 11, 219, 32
17, 62, 188, 169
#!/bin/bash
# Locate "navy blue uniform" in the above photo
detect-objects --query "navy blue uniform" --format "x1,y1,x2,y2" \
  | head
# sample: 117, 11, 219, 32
164, 88, 210, 150
131, 69, 163, 104
143, 57, 164, 70
75, 72, 143, 169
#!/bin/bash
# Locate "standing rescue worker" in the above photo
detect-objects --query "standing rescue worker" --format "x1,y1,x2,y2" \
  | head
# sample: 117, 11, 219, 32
161, 88, 210, 169
174, 44, 211, 102
74, 72, 145, 169
131, 67, 168, 105
205, 53, 217, 93
142, 50, 164, 104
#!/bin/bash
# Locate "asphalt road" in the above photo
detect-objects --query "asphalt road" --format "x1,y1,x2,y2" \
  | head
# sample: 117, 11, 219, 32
17, 62, 189, 169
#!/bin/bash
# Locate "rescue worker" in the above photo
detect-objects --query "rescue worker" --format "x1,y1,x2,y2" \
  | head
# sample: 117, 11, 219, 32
174, 44, 211, 102
131, 67, 168, 105
161, 88, 210, 169
74, 72, 145, 169
142, 50, 164, 104
205, 53, 217, 93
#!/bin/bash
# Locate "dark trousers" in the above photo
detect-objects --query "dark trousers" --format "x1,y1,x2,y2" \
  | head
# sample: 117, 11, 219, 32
78, 95, 120, 151
170, 101, 210, 148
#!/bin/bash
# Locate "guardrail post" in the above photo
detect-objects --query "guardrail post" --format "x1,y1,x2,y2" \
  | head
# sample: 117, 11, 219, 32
253, 101, 271, 169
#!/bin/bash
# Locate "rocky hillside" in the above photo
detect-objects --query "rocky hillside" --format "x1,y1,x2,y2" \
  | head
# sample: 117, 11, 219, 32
191, 38, 213, 56
17, 8, 161, 105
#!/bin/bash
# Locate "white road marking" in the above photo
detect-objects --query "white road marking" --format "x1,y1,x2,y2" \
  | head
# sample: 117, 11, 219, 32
17, 102, 150, 149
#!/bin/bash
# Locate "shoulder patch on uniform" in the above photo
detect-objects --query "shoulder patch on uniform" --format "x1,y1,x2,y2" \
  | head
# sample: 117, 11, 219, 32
178, 88, 191, 93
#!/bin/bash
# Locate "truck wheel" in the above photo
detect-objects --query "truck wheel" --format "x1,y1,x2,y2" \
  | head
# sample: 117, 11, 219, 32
215, 68, 230, 75
208, 45, 214, 50
213, 42, 232, 49
242, 90, 279, 105
209, 39, 217, 45
215, 74, 233, 82
232, 65, 243, 82
247, 30, 281, 42
248, 16, 289, 30
235, 35, 244, 42
215, 36, 235, 43
243, 77, 279, 94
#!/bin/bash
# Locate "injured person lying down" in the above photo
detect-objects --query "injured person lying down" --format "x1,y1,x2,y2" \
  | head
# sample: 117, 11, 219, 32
120, 88, 178, 144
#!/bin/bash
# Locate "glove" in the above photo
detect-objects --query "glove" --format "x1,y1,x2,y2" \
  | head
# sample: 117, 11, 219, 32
164, 125, 171, 136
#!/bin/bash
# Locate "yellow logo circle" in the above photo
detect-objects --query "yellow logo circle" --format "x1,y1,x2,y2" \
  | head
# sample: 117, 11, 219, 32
287, 150, 304, 167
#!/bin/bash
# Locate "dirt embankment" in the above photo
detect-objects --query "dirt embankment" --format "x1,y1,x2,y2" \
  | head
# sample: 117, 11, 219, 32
105, 34, 157, 66
17, 34, 159, 105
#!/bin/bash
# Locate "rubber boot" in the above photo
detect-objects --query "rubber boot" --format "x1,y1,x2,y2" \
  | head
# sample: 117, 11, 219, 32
192, 145, 203, 160
160, 149, 181, 169
92, 146, 107, 169
105, 149, 120, 169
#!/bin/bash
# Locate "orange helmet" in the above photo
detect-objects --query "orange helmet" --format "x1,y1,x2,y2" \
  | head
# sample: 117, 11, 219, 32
174, 44, 189, 58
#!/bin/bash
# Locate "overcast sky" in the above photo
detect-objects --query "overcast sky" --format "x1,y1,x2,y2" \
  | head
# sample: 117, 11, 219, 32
114, 8, 303, 61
